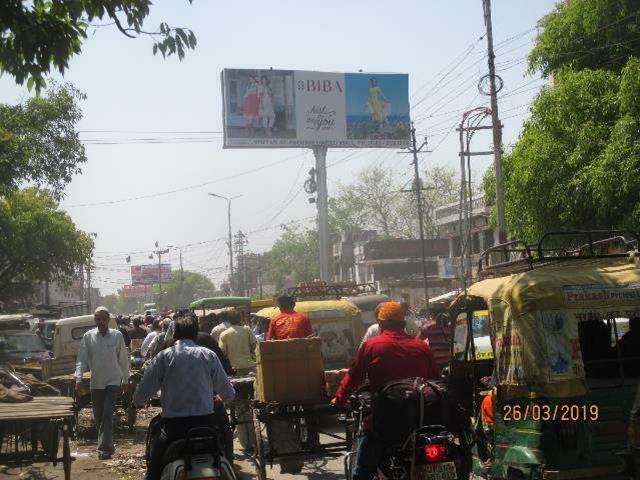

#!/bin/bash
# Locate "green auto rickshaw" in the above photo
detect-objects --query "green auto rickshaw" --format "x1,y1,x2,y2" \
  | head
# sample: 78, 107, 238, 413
448, 232, 640, 480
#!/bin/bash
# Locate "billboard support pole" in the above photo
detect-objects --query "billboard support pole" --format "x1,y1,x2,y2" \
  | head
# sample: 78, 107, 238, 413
313, 146, 330, 282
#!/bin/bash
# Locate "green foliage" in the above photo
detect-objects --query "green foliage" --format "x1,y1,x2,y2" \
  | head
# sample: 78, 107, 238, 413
329, 164, 457, 239
491, 0, 640, 243
0, 188, 94, 304
495, 68, 622, 241
162, 270, 215, 308
0, 82, 86, 196
263, 226, 319, 291
0, 1, 197, 91
529, 0, 640, 77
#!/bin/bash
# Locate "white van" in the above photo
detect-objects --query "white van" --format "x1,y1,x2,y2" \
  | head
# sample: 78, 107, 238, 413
52, 315, 117, 359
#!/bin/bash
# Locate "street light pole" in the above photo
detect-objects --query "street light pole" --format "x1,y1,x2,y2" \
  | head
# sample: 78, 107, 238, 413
209, 193, 242, 295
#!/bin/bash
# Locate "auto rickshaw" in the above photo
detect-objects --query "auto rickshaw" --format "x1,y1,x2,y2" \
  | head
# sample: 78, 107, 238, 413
447, 231, 640, 480
189, 296, 252, 331
255, 299, 362, 370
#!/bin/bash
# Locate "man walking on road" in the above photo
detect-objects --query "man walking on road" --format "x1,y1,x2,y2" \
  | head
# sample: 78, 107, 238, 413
75, 306, 130, 460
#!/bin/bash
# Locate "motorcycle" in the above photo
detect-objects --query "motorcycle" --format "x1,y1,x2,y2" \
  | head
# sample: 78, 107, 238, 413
344, 388, 465, 480
146, 422, 237, 480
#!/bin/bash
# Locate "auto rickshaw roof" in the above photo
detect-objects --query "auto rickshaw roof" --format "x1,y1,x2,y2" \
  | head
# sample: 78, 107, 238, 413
255, 299, 360, 320
451, 256, 640, 316
189, 297, 251, 309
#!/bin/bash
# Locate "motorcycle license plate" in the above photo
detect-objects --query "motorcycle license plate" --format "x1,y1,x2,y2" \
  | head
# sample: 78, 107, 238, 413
415, 461, 457, 480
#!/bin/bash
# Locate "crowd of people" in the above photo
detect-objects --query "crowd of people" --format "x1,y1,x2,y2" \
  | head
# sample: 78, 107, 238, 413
73, 295, 464, 480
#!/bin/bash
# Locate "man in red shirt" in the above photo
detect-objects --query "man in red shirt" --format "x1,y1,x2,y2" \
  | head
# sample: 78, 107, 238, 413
266, 295, 313, 340
332, 301, 439, 480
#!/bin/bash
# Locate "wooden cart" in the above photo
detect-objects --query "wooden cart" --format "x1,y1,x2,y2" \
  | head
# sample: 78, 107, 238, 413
251, 399, 352, 480
0, 396, 75, 480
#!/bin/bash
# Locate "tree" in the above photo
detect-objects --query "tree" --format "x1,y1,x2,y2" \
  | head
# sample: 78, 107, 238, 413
0, 188, 94, 305
263, 226, 319, 291
1, 1, 197, 91
163, 270, 215, 308
529, 0, 640, 77
484, 0, 640, 243
329, 164, 458, 239
0, 82, 87, 197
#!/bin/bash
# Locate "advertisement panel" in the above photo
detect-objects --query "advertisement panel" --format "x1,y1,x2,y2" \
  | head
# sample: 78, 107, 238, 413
122, 284, 149, 298
130, 264, 171, 285
221, 69, 410, 148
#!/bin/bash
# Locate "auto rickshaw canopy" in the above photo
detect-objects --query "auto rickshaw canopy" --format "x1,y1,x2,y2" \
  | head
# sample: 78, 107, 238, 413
449, 256, 640, 398
189, 297, 251, 310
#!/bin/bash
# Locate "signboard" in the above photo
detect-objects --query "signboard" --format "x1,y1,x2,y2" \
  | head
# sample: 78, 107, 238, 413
221, 69, 410, 148
130, 264, 171, 285
122, 284, 148, 298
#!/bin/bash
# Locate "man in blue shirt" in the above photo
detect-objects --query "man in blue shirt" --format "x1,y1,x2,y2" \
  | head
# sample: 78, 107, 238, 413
134, 315, 235, 480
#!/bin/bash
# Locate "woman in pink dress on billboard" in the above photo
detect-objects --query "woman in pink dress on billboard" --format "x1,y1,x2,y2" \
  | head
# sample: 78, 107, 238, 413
242, 75, 260, 136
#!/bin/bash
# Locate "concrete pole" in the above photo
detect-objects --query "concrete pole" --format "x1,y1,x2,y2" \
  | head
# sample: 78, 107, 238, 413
313, 146, 330, 282
483, 0, 507, 242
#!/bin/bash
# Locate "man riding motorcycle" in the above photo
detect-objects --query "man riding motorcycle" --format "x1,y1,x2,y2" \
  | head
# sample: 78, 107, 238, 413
331, 301, 440, 480
133, 315, 235, 480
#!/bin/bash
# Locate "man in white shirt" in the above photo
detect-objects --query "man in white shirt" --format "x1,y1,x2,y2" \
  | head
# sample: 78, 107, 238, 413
75, 306, 130, 460
141, 318, 163, 358
210, 311, 231, 343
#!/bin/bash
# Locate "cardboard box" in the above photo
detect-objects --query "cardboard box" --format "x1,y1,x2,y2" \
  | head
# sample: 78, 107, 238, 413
255, 337, 326, 403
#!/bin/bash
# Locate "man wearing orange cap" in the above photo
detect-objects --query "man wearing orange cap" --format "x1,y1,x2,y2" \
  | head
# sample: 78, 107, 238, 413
332, 301, 439, 480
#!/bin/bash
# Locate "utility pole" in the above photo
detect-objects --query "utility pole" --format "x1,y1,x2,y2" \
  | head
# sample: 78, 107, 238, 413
483, 0, 507, 242
209, 193, 242, 295
313, 146, 330, 282
257, 253, 263, 299
399, 124, 432, 316
234, 230, 248, 296
86, 265, 92, 313
153, 242, 169, 309
86, 232, 97, 313
457, 108, 492, 288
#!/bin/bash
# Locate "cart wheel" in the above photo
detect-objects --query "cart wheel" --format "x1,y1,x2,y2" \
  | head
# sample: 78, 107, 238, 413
127, 404, 137, 432
63, 423, 72, 480
252, 408, 267, 480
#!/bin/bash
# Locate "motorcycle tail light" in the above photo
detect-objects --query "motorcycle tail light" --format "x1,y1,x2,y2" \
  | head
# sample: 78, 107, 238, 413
423, 443, 447, 463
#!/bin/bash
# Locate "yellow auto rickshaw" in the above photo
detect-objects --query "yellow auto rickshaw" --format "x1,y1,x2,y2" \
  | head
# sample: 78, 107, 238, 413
448, 231, 640, 480
255, 299, 362, 370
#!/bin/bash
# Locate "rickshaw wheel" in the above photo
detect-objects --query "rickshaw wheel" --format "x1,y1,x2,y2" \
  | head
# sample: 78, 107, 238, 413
252, 408, 267, 480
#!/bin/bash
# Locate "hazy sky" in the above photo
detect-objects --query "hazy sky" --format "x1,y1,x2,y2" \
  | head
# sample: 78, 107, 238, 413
1, 0, 557, 294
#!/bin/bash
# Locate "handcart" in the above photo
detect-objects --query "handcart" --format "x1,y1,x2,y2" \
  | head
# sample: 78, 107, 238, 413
250, 398, 353, 480
0, 396, 75, 480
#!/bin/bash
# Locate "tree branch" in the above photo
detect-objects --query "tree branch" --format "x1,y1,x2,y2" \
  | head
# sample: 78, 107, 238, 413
106, 7, 137, 38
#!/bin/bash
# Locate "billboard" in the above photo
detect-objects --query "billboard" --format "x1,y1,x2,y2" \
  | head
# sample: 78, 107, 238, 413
131, 264, 171, 285
122, 284, 149, 298
221, 69, 410, 148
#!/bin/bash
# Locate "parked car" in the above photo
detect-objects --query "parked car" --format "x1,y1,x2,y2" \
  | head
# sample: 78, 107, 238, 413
0, 314, 33, 331
0, 330, 52, 364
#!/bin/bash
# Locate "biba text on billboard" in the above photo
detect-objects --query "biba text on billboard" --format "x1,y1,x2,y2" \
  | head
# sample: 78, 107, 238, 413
221, 69, 410, 148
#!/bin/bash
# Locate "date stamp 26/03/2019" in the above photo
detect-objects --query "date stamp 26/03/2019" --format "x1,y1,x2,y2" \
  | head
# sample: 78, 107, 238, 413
502, 403, 599, 422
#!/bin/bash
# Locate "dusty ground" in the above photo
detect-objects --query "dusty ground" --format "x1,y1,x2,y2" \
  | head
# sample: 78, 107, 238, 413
0, 406, 346, 480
